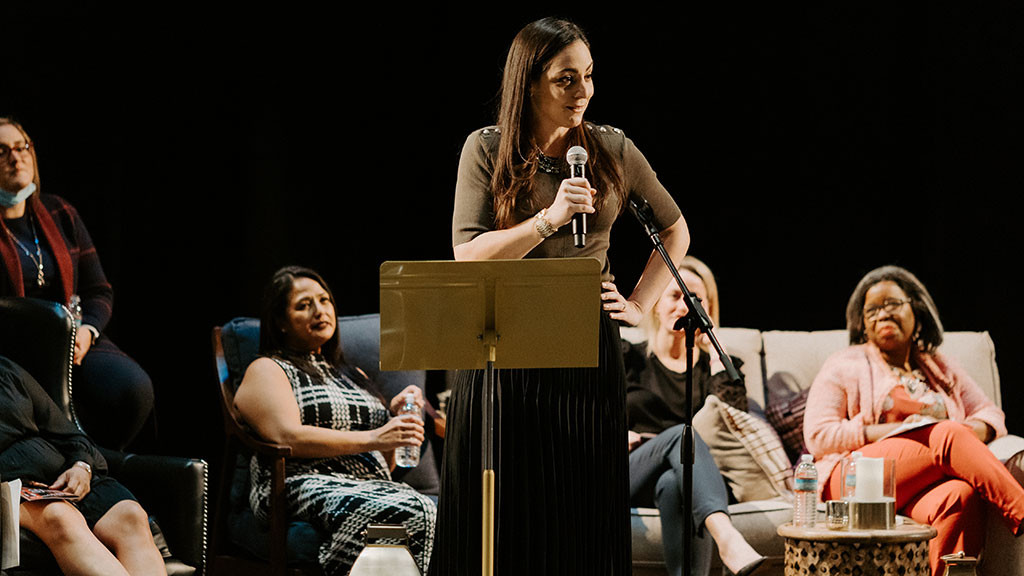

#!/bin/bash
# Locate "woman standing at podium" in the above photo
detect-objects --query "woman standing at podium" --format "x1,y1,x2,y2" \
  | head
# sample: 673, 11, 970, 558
432, 16, 689, 574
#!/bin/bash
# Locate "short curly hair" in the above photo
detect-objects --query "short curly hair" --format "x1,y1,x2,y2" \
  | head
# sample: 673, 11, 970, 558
845, 265, 944, 353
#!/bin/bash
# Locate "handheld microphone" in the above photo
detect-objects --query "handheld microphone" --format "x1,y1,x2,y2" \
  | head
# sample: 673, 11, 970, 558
566, 145, 589, 248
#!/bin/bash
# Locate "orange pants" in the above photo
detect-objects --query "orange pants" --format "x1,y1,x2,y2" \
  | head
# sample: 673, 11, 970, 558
823, 420, 1024, 576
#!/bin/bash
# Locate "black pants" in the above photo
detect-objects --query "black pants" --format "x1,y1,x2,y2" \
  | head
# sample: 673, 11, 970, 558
73, 336, 154, 451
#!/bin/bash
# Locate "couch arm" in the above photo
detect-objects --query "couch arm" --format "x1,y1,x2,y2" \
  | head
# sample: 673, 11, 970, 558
989, 434, 1024, 462
104, 451, 208, 573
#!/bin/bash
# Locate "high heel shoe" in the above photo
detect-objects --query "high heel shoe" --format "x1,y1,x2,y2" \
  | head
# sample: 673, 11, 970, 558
728, 555, 767, 576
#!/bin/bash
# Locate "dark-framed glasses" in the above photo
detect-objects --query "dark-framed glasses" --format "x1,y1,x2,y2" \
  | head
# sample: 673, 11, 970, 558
864, 298, 911, 321
0, 142, 33, 159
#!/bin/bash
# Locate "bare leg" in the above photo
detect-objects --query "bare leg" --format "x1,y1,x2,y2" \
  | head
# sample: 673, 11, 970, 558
92, 500, 165, 576
20, 500, 130, 576
704, 512, 763, 574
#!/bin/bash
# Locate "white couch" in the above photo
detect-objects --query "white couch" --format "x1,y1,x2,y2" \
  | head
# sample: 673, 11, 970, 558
627, 327, 1024, 576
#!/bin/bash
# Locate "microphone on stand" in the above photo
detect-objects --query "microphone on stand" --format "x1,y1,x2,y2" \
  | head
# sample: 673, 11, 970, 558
566, 145, 589, 248
628, 197, 659, 240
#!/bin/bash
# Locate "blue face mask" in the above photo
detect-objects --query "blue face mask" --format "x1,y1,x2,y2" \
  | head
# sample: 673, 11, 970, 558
0, 182, 37, 208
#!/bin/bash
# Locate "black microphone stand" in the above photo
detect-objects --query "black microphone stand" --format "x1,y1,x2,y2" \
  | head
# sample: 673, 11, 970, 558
628, 198, 741, 574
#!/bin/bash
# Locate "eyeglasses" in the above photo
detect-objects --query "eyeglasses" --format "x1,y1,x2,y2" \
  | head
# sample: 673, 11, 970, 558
863, 298, 911, 321
0, 142, 33, 159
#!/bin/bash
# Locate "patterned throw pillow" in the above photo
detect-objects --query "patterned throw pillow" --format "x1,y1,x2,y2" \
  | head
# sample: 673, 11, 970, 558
693, 395, 794, 502
763, 387, 810, 465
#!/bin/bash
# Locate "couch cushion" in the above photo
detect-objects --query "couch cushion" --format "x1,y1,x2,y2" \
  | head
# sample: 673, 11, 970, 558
763, 387, 809, 464
761, 330, 848, 405
693, 395, 793, 502
717, 328, 765, 408
937, 331, 1000, 407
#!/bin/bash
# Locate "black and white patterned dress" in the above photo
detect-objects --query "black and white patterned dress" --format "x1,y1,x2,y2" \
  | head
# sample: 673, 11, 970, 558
249, 354, 435, 575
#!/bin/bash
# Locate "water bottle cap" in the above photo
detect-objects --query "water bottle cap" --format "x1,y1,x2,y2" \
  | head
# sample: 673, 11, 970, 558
405, 392, 415, 403
800, 454, 814, 463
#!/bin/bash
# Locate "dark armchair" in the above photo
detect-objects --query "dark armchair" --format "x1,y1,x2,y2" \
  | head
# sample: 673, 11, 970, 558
209, 314, 440, 576
0, 297, 208, 576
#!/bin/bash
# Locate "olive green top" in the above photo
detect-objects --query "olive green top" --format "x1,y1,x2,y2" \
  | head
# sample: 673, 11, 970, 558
452, 122, 682, 281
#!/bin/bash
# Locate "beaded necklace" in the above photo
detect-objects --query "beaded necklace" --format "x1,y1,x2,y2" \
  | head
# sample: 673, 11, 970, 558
536, 151, 563, 174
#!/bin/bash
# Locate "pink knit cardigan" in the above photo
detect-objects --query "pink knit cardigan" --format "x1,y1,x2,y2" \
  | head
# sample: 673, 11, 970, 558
802, 342, 1007, 496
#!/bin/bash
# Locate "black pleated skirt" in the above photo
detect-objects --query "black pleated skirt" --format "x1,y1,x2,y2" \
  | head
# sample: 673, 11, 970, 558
429, 312, 631, 575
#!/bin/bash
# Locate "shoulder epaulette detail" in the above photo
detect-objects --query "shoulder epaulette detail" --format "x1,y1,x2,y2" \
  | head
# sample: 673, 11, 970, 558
585, 123, 624, 136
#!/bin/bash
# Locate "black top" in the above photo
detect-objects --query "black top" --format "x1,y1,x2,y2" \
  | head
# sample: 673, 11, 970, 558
623, 340, 748, 435
2, 214, 62, 300
0, 356, 106, 483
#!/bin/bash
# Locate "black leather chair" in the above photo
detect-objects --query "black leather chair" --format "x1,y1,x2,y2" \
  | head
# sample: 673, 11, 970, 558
0, 297, 208, 576
209, 314, 440, 576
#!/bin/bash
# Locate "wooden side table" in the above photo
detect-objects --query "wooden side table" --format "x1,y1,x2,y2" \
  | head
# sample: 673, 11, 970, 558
777, 520, 937, 576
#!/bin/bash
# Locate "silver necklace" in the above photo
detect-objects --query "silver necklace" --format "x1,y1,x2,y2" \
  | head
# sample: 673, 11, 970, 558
4, 214, 47, 287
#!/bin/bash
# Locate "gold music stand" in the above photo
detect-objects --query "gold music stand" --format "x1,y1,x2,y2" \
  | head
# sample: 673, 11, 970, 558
380, 258, 601, 576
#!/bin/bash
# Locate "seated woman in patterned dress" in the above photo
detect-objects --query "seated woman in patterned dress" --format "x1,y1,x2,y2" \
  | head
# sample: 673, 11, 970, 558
233, 265, 436, 575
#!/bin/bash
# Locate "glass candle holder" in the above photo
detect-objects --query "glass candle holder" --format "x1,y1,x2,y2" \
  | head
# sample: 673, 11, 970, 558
826, 500, 849, 530
848, 457, 897, 529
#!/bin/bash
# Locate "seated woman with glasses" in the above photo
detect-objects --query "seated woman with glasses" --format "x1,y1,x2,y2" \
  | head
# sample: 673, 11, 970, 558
233, 266, 436, 575
804, 265, 1024, 575
1, 355, 165, 576
605, 256, 765, 576
0, 117, 153, 451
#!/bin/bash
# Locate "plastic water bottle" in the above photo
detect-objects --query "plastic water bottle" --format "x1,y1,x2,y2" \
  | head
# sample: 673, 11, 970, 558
395, 393, 420, 468
793, 454, 818, 527
843, 451, 862, 500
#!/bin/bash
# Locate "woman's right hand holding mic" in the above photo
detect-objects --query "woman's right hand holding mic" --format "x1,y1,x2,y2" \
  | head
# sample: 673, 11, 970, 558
545, 177, 596, 229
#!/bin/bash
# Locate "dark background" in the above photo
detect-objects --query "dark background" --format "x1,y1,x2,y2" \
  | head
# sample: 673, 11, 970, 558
6, 4, 1023, 470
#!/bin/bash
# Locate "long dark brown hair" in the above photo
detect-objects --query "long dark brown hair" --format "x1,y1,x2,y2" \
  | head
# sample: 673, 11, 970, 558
259, 266, 381, 397
492, 17, 625, 229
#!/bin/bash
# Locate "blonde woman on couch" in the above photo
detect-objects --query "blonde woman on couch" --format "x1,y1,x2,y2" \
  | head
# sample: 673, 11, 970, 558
607, 256, 765, 576
804, 265, 1024, 575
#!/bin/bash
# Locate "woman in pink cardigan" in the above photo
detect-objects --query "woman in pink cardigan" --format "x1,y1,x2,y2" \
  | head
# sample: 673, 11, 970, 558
804, 265, 1024, 575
